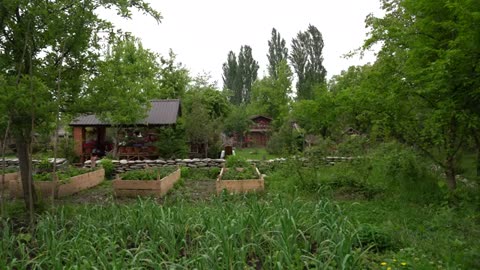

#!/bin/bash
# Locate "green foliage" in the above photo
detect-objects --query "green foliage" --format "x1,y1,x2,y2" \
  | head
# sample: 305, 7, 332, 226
0, 196, 363, 269
249, 60, 292, 127
120, 167, 176, 181
358, 0, 480, 189
157, 50, 190, 99
355, 224, 394, 253
155, 122, 188, 159
232, 147, 279, 161
35, 159, 53, 173
87, 37, 159, 125
225, 155, 249, 168
221, 166, 258, 180
100, 158, 115, 180
58, 138, 79, 164
291, 87, 335, 137
267, 28, 289, 79
341, 199, 480, 269
33, 167, 92, 183
267, 121, 304, 155
223, 105, 251, 138
290, 24, 326, 100
336, 135, 370, 156
222, 45, 259, 105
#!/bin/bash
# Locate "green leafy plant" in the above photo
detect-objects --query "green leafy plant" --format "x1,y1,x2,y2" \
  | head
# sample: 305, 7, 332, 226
225, 155, 249, 168
221, 166, 258, 180
33, 166, 93, 183
120, 167, 176, 180
100, 158, 115, 180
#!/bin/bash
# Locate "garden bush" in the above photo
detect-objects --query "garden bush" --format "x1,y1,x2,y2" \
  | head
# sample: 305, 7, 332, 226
100, 158, 115, 180
225, 155, 249, 168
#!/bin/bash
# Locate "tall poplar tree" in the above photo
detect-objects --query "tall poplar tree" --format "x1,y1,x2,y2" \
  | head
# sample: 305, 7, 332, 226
267, 28, 288, 79
222, 51, 241, 104
222, 46, 259, 105
238, 45, 259, 104
290, 25, 326, 100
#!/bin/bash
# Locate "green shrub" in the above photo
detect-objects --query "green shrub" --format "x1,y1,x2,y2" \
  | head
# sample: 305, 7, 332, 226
336, 135, 369, 156
58, 138, 80, 164
355, 224, 394, 252
36, 159, 53, 173
221, 167, 258, 180
225, 155, 249, 168
155, 124, 188, 159
267, 122, 304, 155
100, 158, 115, 180
360, 142, 442, 202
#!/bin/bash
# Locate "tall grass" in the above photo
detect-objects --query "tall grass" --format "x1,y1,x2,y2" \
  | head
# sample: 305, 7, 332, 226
266, 142, 444, 203
0, 195, 365, 269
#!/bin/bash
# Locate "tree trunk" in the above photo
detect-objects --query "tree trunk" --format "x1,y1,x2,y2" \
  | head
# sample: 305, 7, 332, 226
15, 133, 37, 209
473, 133, 480, 177
477, 148, 480, 178
445, 157, 457, 190
1, 120, 11, 217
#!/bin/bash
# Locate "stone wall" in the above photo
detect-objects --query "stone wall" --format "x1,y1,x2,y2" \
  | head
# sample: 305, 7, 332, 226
84, 156, 354, 175
86, 158, 226, 174
1, 158, 68, 171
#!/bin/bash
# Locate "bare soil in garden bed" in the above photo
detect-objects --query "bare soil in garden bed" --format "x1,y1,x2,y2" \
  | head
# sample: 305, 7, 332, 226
53, 179, 217, 205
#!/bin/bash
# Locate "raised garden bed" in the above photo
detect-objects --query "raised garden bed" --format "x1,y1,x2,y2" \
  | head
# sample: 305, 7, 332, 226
113, 167, 181, 197
216, 166, 264, 194
0, 172, 18, 190
10, 168, 104, 198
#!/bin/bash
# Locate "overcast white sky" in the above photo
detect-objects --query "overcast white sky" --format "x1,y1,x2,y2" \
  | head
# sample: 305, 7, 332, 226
100, 0, 383, 87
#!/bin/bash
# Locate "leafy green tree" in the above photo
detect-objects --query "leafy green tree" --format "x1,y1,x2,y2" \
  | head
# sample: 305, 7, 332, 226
222, 46, 259, 105
0, 0, 160, 210
267, 28, 288, 79
183, 75, 228, 158
223, 106, 252, 146
291, 85, 335, 138
155, 120, 188, 159
250, 60, 292, 128
362, 0, 480, 189
87, 37, 160, 156
157, 50, 190, 99
238, 45, 259, 104
185, 78, 230, 120
222, 51, 242, 104
290, 25, 327, 100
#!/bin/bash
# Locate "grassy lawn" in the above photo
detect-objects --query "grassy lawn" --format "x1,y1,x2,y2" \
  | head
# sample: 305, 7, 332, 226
233, 147, 280, 160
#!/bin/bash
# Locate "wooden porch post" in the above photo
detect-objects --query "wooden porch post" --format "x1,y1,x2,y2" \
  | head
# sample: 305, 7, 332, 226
73, 127, 85, 158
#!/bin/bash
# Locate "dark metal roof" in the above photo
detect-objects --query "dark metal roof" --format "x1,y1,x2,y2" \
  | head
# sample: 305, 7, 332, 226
70, 99, 181, 126
250, 115, 272, 121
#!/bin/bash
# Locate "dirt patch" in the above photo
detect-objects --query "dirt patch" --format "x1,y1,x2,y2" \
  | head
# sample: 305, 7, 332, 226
163, 179, 216, 202
6, 177, 218, 206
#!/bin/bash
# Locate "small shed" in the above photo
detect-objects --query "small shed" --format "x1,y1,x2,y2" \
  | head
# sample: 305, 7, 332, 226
69, 99, 181, 161
247, 115, 272, 147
